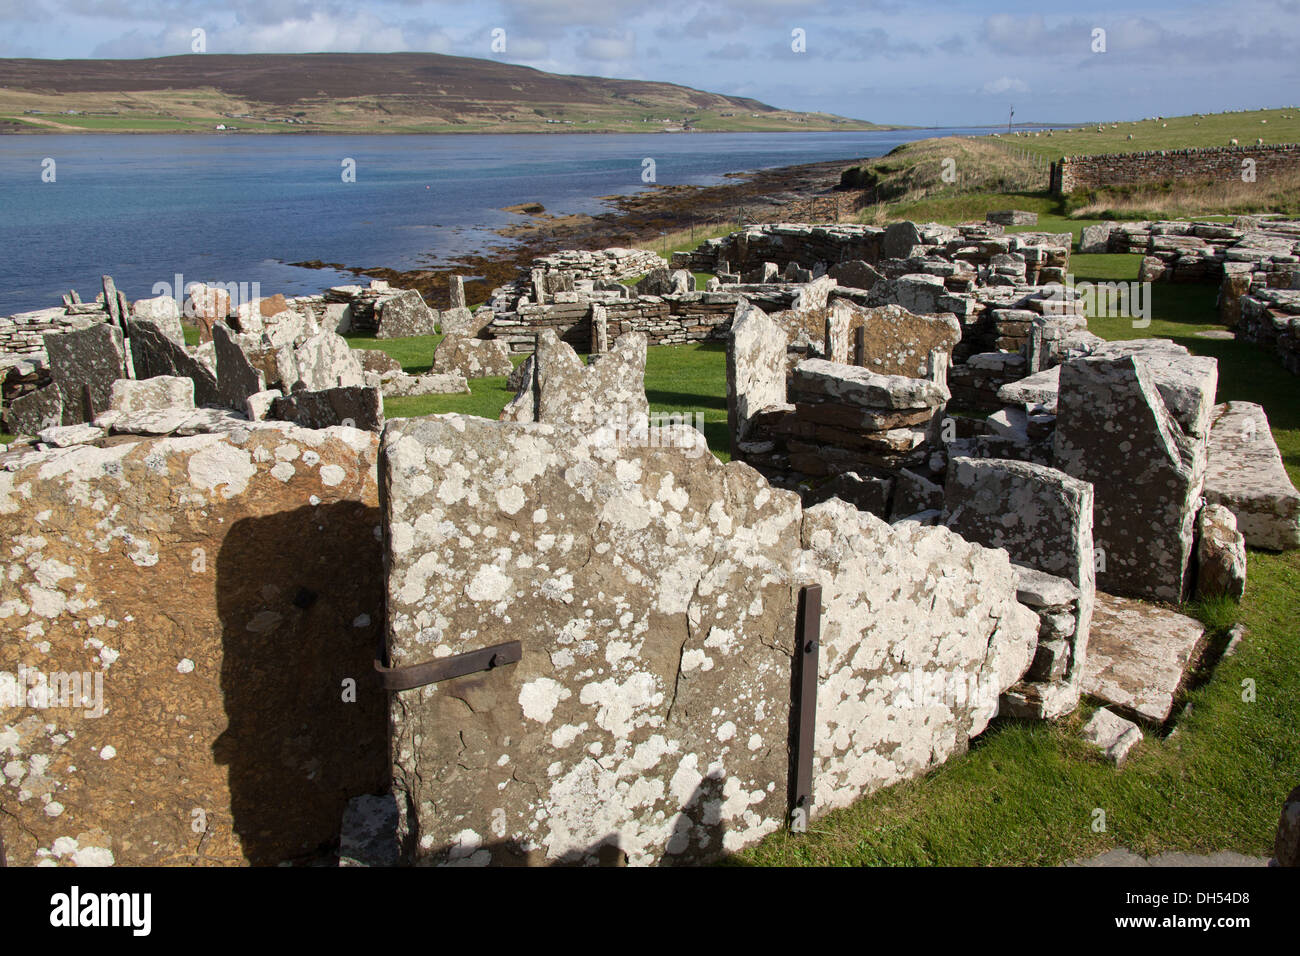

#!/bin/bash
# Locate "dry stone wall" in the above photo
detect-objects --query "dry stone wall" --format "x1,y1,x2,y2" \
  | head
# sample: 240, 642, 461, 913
1051, 145, 1300, 195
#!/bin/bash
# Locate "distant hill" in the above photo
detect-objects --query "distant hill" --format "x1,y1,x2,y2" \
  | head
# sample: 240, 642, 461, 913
0, 52, 884, 134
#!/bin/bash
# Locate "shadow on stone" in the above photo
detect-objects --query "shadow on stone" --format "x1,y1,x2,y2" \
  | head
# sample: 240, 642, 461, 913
212, 502, 389, 866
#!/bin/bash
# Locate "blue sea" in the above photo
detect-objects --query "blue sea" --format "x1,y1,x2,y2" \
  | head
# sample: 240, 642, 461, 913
0, 128, 1004, 315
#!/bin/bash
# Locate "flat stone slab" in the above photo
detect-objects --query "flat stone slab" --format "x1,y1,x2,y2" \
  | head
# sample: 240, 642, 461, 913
1204, 401, 1300, 550
997, 364, 1060, 410
792, 357, 949, 410
1082, 592, 1206, 725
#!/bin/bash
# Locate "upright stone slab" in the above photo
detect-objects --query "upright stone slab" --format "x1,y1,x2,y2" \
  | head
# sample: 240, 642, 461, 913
449, 275, 467, 310
185, 283, 231, 344
590, 303, 609, 355
825, 300, 960, 376
44, 323, 127, 425
382, 415, 803, 866
129, 318, 222, 407
131, 295, 185, 346
375, 290, 438, 339
1204, 401, 1300, 550
726, 300, 788, 447
1054, 355, 1204, 603
213, 323, 267, 411
4, 383, 62, 436
526, 328, 649, 428
293, 330, 365, 392
378, 416, 1039, 865
800, 500, 1037, 814
429, 334, 513, 379
0, 426, 388, 866
943, 456, 1095, 718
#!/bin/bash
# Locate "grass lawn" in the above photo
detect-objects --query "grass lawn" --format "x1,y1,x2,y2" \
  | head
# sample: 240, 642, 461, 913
356, 210, 1299, 866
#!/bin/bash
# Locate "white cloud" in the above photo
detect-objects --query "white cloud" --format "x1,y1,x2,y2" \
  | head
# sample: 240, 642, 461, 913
981, 76, 1029, 96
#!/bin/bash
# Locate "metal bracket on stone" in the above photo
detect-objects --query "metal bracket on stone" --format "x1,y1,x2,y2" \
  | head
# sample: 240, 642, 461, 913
373, 640, 522, 692
789, 583, 821, 833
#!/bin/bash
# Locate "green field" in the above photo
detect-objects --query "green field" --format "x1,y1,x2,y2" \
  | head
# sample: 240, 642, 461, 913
1004, 107, 1300, 160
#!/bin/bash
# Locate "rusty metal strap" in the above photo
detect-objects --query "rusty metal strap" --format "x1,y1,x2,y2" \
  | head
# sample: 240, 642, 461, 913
790, 583, 821, 833
374, 640, 522, 691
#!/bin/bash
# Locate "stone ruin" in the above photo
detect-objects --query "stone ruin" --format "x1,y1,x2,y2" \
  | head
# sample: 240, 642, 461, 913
1, 278, 477, 442
1081, 216, 1300, 374
2, 220, 1298, 867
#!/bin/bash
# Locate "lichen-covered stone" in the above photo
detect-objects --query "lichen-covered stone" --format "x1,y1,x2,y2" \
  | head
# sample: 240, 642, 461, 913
1081, 707, 1142, 765
382, 415, 801, 866
826, 301, 960, 378
44, 323, 127, 425
1196, 503, 1247, 600
1054, 355, 1204, 603
128, 318, 221, 408
791, 358, 949, 411
4, 384, 63, 437
375, 290, 438, 339
1082, 591, 1206, 725
504, 329, 649, 428
379, 415, 1038, 865
1204, 401, 1300, 550
108, 376, 195, 416
430, 334, 513, 379
0, 426, 388, 866
292, 330, 365, 392
943, 457, 1095, 719
726, 300, 787, 446
130, 296, 185, 346
798, 501, 1037, 814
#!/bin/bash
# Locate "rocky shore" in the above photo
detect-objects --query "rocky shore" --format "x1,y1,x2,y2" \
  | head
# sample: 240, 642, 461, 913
296, 158, 870, 310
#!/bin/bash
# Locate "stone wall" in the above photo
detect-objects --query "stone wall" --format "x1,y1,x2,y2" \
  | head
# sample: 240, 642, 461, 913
1051, 144, 1300, 195
379, 415, 1036, 865
0, 425, 389, 866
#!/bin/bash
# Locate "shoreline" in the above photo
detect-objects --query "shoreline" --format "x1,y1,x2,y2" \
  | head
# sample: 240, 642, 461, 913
297, 156, 872, 307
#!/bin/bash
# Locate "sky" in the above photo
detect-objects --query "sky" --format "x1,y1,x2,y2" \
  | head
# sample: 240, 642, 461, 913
0, 0, 1297, 127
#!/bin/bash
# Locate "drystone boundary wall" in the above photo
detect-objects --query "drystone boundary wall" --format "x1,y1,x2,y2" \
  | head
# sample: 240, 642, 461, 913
379, 415, 1037, 866
1051, 144, 1300, 195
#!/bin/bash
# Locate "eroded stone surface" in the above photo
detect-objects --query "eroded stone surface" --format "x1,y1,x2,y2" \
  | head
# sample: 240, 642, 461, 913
430, 335, 513, 379
1082, 591, 1206, 725
0, 426, 388, 866
1204, 401, 1300, 550
726, 300, 787, 445
381, 415, 1037, 866
1081, 708, 1142, 765
1196, 503, 1247, 600
826, 301, 960, 378
129, 319, 221, 408
270, 385, 383, 431
375, 290, 438, 339
108, 376, 195, 416
1054, 355, 1204, 603
45, 324, 127, 425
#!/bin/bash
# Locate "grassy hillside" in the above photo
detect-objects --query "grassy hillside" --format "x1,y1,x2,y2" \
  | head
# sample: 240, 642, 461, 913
837, 108, 1300, 221
1004, 107, 1300, 159
0, 52, 883, 135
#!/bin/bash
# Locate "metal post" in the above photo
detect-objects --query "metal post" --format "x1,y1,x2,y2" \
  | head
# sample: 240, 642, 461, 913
790, 583, 821, 832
